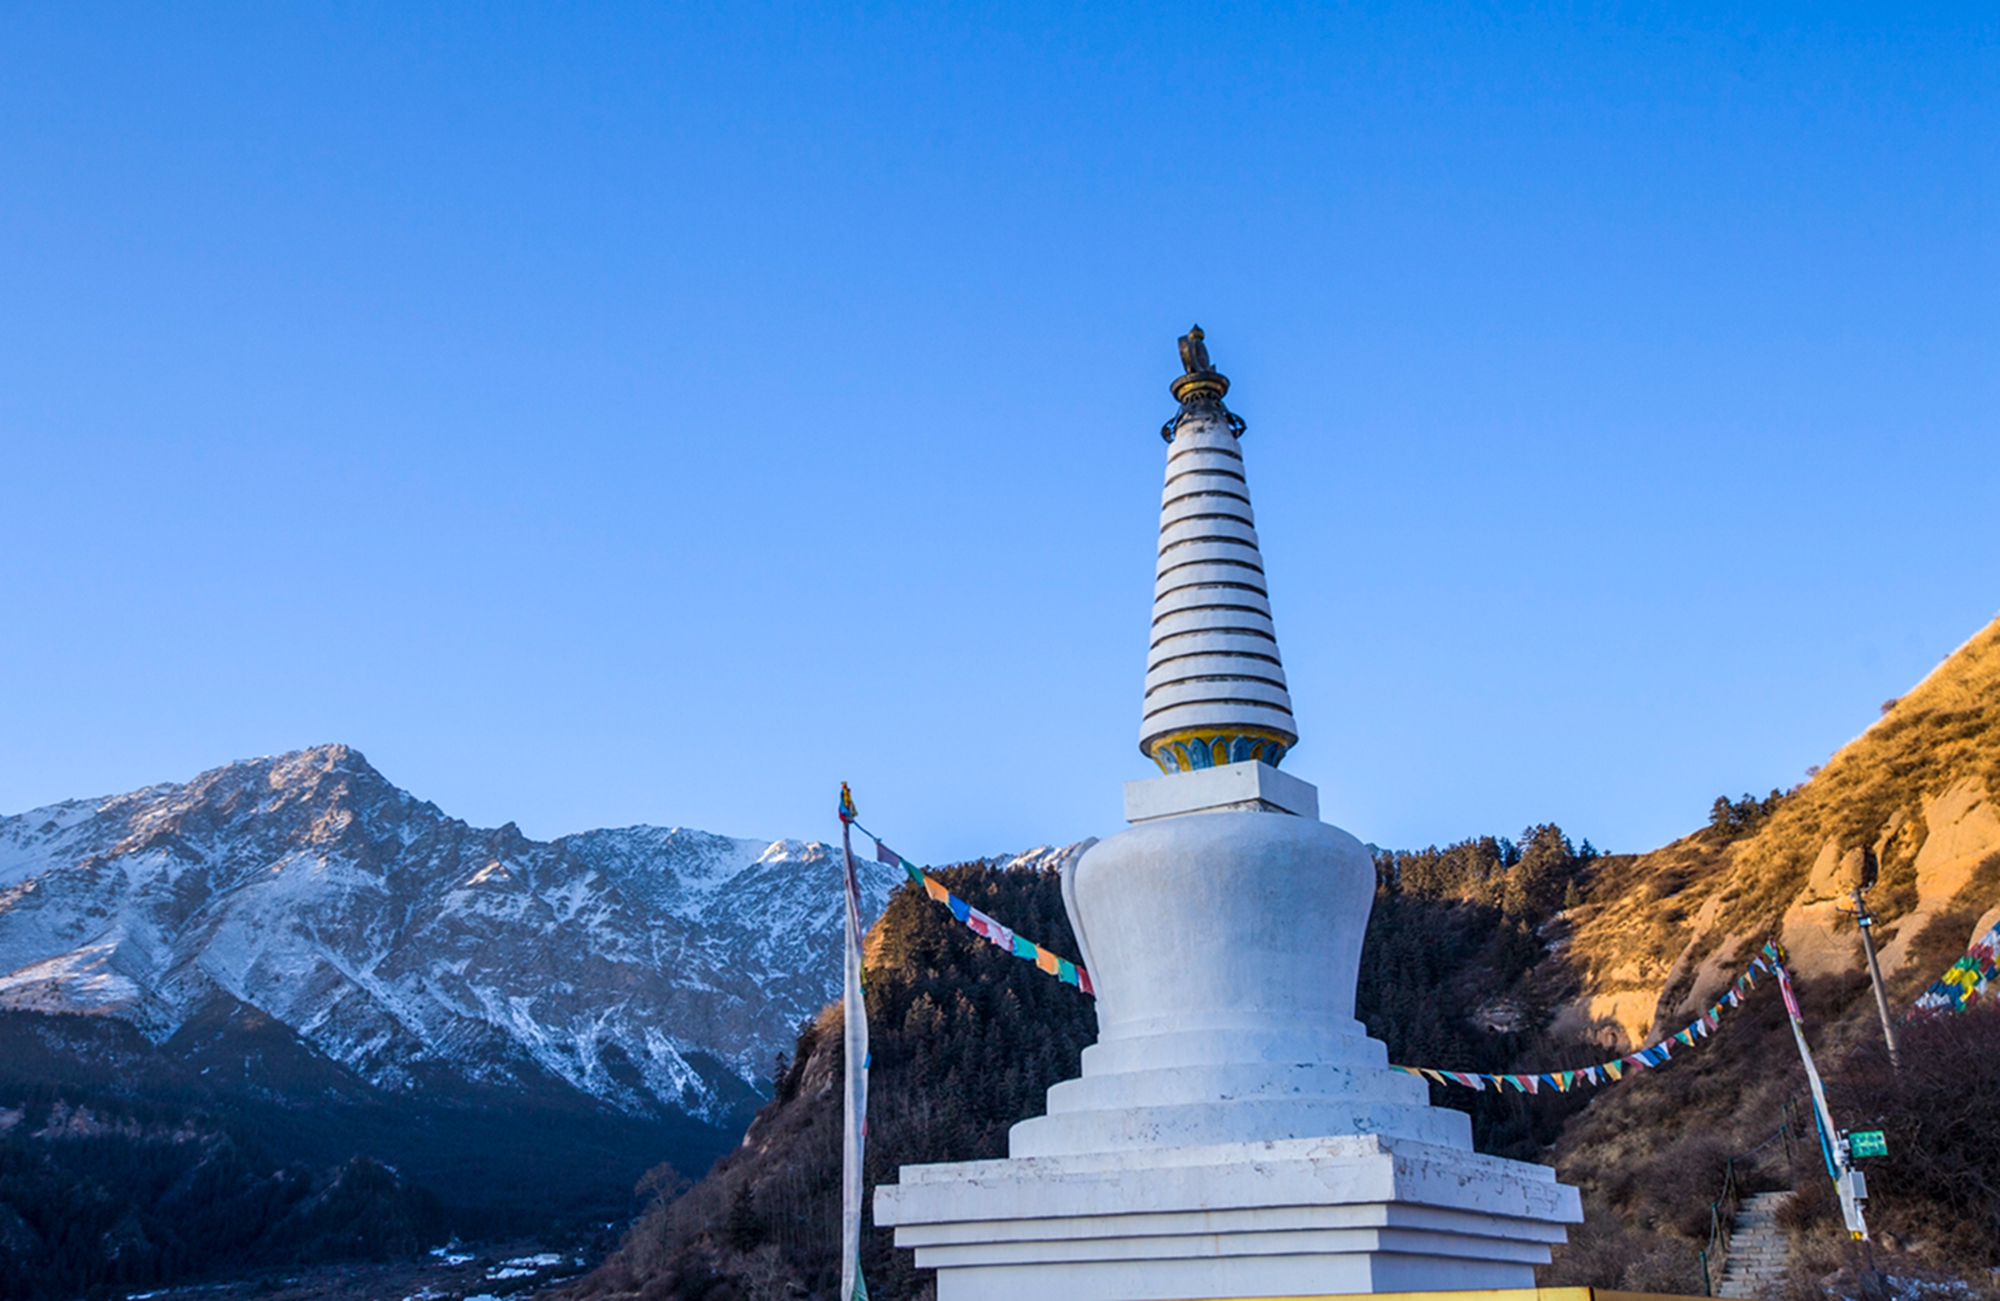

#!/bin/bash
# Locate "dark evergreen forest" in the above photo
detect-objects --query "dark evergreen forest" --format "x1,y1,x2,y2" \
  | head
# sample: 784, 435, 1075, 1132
0, 1008, 743, 1300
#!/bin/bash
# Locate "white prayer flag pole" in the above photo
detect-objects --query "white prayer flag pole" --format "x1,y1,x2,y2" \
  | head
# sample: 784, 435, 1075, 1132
838, 787, 870, 1301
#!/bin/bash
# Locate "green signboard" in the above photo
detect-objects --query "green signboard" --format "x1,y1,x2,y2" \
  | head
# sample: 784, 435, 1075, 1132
1849, 1130, 1888, 1158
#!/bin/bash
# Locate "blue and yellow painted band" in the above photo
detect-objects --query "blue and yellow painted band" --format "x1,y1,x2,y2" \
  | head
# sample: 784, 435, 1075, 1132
1145, 727, 1294, 773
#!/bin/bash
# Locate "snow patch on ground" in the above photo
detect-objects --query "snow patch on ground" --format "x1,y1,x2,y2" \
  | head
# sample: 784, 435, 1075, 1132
0, 939, 143, 1014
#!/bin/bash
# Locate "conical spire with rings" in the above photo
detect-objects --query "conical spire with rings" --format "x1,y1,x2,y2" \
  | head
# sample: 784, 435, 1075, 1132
1140, 326, 1299, 773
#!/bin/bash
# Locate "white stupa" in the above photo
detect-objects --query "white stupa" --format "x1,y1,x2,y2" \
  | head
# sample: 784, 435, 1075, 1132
875, 330, 1581, 1300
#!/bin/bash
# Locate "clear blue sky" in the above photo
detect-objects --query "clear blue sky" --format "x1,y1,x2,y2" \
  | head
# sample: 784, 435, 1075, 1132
2, 4, 1994, 861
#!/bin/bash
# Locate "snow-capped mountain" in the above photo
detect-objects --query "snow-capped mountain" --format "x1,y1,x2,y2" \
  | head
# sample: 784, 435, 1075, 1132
0, 745, 896, 1122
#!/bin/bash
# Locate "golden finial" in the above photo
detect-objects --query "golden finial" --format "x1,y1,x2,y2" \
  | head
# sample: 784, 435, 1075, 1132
1170, 325, 1230, 403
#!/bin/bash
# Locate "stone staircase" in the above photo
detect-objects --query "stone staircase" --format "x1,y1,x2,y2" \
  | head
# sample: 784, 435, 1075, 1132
1715, 1191, 1793, 1298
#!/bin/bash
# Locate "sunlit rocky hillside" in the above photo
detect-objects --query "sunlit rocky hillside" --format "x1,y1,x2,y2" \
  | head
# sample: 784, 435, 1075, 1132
1556, 615, 2000, 1050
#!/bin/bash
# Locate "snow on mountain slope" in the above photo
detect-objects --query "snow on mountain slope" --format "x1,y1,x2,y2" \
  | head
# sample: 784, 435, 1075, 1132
0, 745, 892, 1121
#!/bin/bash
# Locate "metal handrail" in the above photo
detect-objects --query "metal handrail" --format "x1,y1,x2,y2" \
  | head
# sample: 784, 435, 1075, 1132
1698, 1103, 1803, 1296
1698, 1156, 1740, 1295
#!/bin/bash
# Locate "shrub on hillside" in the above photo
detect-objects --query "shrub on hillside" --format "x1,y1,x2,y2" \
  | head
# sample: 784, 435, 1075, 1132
1547, 1200, 1706, 1296
1827, 1005, 2000, 1268
574, 863, 1097, 1301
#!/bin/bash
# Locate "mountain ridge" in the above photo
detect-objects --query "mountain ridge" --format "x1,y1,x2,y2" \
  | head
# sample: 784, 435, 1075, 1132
0, 743, 891, 1122
1550, 614, 2000, 1052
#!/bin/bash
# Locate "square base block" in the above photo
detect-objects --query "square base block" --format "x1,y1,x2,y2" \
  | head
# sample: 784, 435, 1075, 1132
1124, 762, 1321, 823
874, 1134, 1583, 1301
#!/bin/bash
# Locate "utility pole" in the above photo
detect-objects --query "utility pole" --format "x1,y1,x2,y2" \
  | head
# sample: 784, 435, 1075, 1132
1851, 885, 1901, 1069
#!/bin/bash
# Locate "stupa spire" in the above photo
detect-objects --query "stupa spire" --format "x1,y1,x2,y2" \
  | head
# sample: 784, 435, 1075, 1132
1140, 327, 1299, 772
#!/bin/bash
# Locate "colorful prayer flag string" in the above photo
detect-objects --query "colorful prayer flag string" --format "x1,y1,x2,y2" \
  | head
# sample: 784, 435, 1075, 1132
851, 821, 1095, 997
1396, 941, 1785, 1095
1913, 915, 2000, 1015
842, 802, 1813, 1100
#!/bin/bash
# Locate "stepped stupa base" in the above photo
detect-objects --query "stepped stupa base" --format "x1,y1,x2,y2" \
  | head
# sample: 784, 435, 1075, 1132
875, 1134, 1581, 1301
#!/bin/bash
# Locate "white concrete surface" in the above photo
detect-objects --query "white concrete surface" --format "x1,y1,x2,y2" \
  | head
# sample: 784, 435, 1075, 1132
876, 1133, 1581, 1301
1124, 760, 1320, 822
1062, 811, 1374, 1067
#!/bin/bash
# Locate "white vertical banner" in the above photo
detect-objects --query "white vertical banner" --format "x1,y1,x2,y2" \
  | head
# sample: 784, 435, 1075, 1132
839, 814, 870, 1301
1775, 958, 1868, 1240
